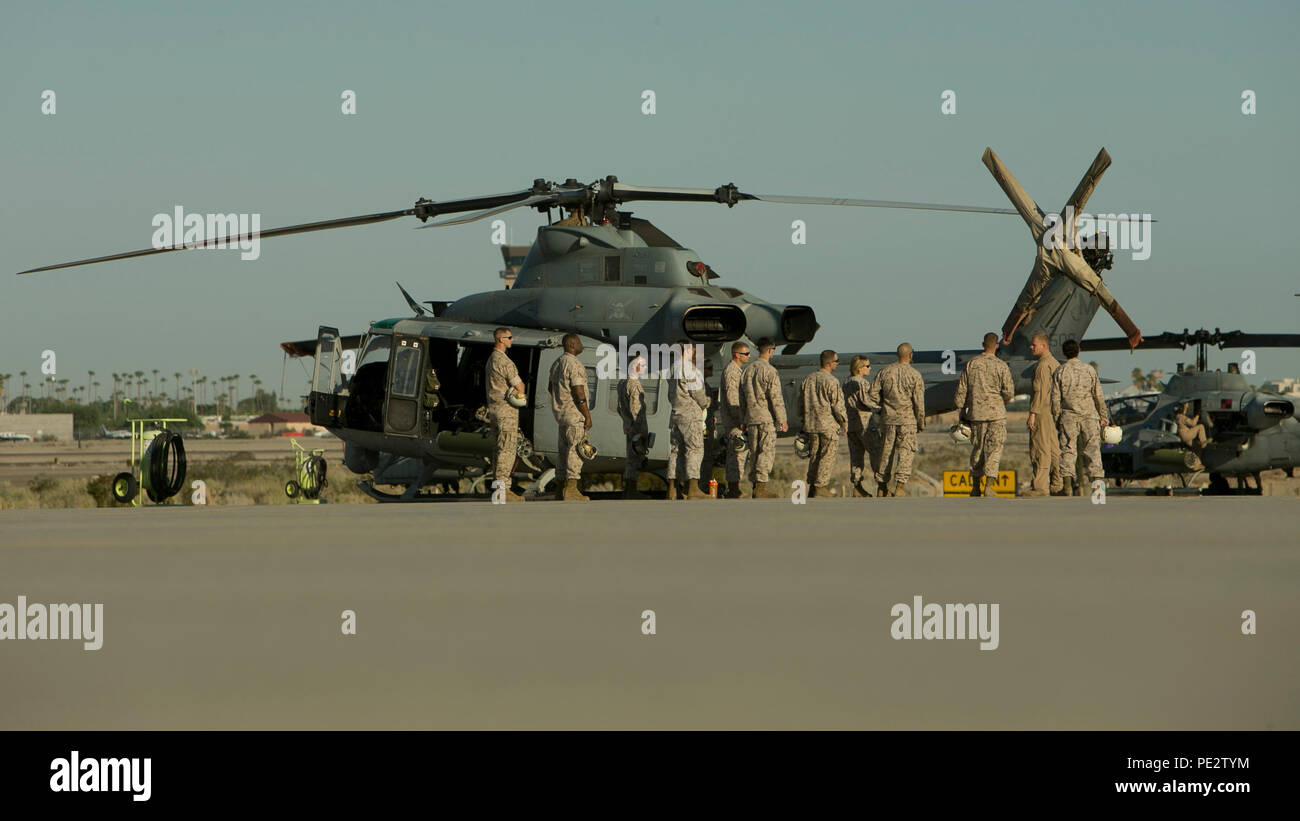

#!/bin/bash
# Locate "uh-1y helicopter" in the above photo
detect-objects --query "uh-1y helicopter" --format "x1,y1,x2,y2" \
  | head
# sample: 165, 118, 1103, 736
1077, 328, 1300, 494
20, 149, 1152, 500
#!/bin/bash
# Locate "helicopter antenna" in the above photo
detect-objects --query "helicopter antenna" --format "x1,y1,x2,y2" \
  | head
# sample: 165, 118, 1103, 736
396, 282, 428, 317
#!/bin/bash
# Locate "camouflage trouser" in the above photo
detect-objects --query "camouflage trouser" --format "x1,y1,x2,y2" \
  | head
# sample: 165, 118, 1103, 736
724, 425, 749, 485
1029, 416, 1061, 492
847, 429, 870, 488
1058, 413, 1103, 481
489, 406, 518, 490
969, 420, 1006, 480
866, 424, 884, 483
623, 432, 646, 481
746, 422, 777, 483
667, 418, 704, 481
556, 421, 585, 482
876, 424, 917, 485
805, 432, 839, 488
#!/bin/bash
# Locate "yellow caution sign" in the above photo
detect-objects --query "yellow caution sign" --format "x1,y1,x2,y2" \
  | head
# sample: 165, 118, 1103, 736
942, 470, 1017, 497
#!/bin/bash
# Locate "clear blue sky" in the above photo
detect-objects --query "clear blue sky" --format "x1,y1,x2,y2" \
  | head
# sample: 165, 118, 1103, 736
3, 0, 1297, 403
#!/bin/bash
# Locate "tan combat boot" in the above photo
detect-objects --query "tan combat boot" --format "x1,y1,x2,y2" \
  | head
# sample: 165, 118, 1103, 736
969, 476, 982, 497
853, 482, 872, 498
505, 489, 525, 502
983, 479, 999, 498
891, 480, 907, 497
1023, 488, 1049, 497
667, 483, 679, 501
876, 483, 890, 497
752, 481, 780, 499
561, 479, 589, 501
687, 481, 709, 500
1060, 477, 1075, 497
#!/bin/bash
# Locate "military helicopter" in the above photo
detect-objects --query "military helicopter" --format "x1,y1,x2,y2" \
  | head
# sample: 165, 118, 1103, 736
1078, 329, 1300, 494
19, 151, 1152, 500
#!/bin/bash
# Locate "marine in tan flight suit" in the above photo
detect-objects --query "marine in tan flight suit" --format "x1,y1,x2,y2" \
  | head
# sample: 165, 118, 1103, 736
485, 327, 526, 502
666, 343, 711, 500
1050, 338, 1108, 496
952, 333, 1015, 497
843, 356, 878, 497
719, 341, 751, 498
867, 343, 925, 497
741, 338, 788, 499
1025, 332, 1062, 497
547, 333, 592, 501
798, 350, 848, 497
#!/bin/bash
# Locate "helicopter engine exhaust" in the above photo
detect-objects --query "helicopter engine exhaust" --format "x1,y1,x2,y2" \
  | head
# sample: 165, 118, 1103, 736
1243, 396, 1294, 431
680, 305, 747, 342
739, 303, 820, 345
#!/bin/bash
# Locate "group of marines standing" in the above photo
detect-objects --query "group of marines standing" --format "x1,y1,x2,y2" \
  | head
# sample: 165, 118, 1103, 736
484, 326, 1109, 501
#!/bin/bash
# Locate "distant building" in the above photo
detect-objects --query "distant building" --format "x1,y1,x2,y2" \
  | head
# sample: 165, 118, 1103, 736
500, 245, 529, 289
246, 411, 323, 436
0, 413, 74, 441
1261, 378, 1300, 397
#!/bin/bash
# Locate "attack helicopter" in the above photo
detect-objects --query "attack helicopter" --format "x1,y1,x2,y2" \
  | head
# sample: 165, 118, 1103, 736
19, 150, 1153, 499
1079, 328, 1300, 493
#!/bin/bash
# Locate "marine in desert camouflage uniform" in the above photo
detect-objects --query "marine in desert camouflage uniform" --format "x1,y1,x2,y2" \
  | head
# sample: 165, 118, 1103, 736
866, 343, 925, 497
618, 354, 650, 499
798, 350, 848, 497
719, 341, 751, 498
485, 327, 526, 502
1050, 338, 1108, 496
953, 333, 1015, 497
666, 343, 711, 500
547, 333, 592, 501
843, 356, 878, 497
741, 338, 788, 499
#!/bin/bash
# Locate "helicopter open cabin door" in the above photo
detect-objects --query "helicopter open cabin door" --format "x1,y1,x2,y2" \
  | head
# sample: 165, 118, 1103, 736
308, 326, 344, 427
384, 335, 425, 437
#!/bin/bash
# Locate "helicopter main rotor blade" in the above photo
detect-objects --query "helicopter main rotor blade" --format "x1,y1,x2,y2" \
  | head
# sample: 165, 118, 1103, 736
750, 193, 1017, 216
16, 207, 415, 275
16, 189, 540, 275
1063, 148, 1112, 233
982, 147, 1049, 242
1212, 331, 1300, 348
415, 194, 558, 228
610, 181, 1017, 215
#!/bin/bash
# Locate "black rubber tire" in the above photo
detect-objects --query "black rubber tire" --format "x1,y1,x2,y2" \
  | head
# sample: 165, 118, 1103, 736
111, 472, 138, 504
285, 480, 301, 499
301, 455, 327, 500
144, 430, 187, 503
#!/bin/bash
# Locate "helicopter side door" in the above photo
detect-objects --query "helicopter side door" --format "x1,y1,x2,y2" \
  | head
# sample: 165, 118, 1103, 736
383, 335, 427, 438
307, 325, 345, 427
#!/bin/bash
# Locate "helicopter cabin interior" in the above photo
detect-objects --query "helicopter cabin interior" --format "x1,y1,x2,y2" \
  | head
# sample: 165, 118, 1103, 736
310, 321, 548, 443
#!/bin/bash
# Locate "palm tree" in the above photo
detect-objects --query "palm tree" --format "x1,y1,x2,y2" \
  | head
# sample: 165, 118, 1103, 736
93, 381, 100, 404
87, 370, 94, 402
173, 372, 182, 403
23, 382, 31, 413
134, 371, 145, 402
19, 371, 27, 403
229, 374, 239, 412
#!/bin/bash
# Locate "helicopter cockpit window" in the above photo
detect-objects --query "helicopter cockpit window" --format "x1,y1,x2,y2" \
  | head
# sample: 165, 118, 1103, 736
604, 256, 621, 282
390, 345, 422, 398
357, 335, 392, 370
1107, 394, 1158, 426
585, 368, 598, 407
